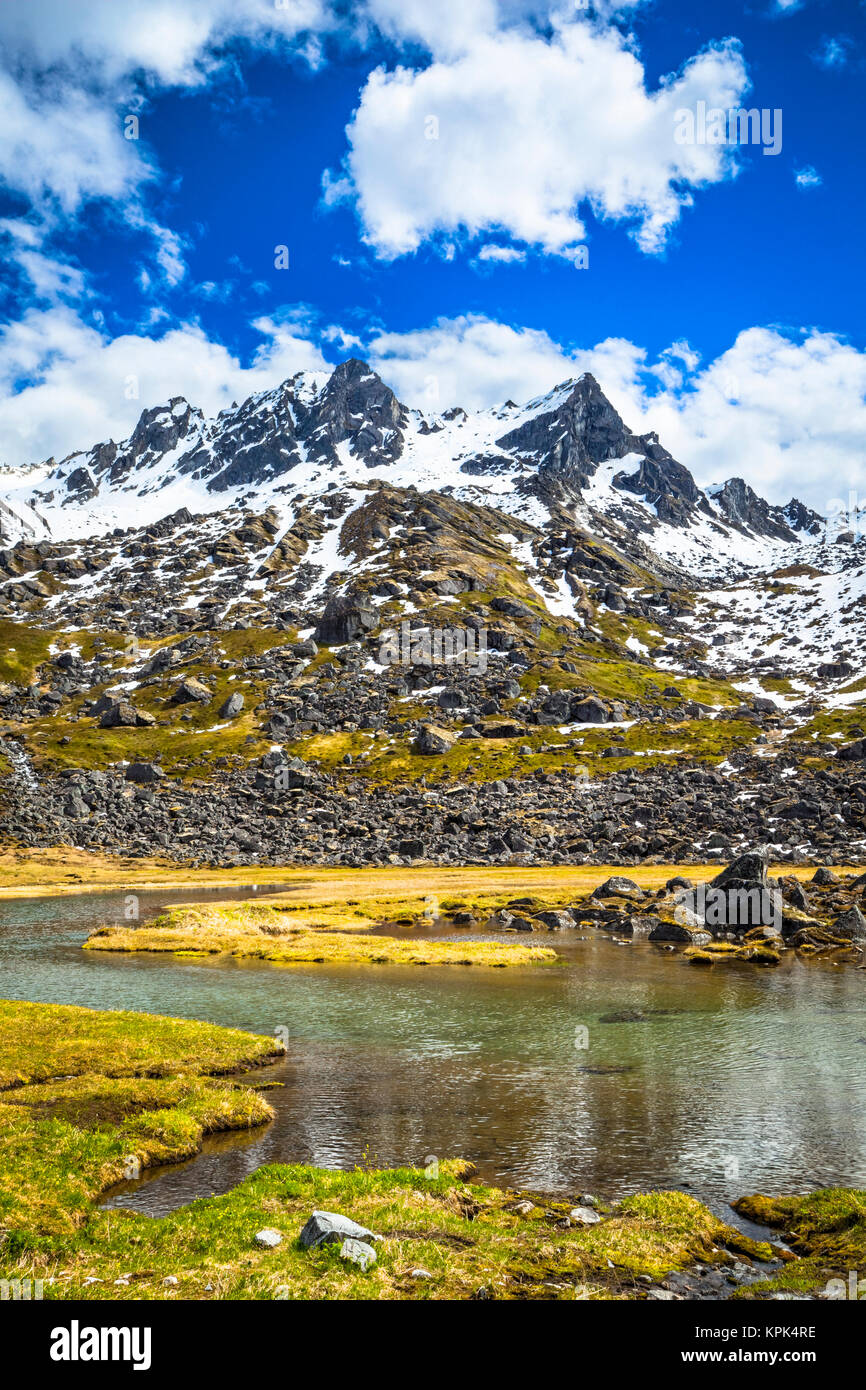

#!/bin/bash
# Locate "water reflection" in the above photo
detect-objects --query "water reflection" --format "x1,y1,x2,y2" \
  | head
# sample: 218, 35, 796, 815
1, 888, 864, 1213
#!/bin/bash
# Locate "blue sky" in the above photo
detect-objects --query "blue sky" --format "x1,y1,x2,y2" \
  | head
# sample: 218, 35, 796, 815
0, 0, 864, 508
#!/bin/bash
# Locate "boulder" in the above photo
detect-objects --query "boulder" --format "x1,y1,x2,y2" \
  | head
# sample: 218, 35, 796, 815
170, 677, 212, 705
811, 867, 840, 885
711, 849, 770, 890
298, 1211, 381, 1250
99, 701, 154, 729
219, 692, 245, 719
592, 876, 644, 901
124, 762, 164, 783
648, 920, 711, 945
414, 723, 455, 755
571, 696, 609, 724
836, 739, 866, 761
569, 1207, 601, 1226
832, 905, 866, 941
314, 595, 377, 646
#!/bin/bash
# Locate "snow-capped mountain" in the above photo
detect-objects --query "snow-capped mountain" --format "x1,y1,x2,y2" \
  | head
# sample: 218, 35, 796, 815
0, 360, 822, 568
3, 359, 864, 691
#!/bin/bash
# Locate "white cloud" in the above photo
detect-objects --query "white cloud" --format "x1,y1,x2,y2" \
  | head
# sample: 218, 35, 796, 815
0, 307, 330, 470
0, 219, 90, 304
366, 314, 866, 510
476, 244, 528, 263
324, 23, 749, 261
0, 68, 152, 219
794, 165, 822, 190
0, 1, 333, 90
0, 1, 334, 283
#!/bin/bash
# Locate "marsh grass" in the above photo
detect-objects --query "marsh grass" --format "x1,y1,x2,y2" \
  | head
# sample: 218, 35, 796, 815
84, 902, 559, 967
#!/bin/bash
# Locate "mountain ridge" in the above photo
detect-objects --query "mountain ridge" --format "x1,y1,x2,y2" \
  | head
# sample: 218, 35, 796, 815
0, 360, 823, 565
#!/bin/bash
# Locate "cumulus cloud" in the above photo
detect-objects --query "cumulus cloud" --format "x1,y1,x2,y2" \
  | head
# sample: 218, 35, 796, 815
0, 1, 333, 90
324, 23, 749, 260
367, 314, 866, 510
0, 306, 330, 470
0, 0, 335, 285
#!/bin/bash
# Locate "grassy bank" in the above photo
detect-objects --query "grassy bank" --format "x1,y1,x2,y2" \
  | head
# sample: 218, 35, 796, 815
731, 1190, 866, 1299
0, 1002, 281, 1238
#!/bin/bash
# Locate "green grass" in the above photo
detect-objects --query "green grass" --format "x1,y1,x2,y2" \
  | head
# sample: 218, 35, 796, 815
0, 620, 54, 685
0, 1000, 281, 1090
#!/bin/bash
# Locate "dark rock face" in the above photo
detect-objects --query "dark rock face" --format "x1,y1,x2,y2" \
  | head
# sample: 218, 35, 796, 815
783, 498, 825, 536
314, 594, 378, 645
495, 375, 635, 490
710, 478, 799, 542
612, 440, 701, 526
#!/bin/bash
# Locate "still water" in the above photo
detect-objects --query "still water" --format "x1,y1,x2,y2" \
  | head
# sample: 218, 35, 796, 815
1, 887, 864, 1215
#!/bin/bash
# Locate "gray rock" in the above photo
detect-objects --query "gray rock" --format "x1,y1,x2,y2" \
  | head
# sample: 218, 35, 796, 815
569, 1206, 601, 1225
339, 1238, 377, 1271
832, 905, 866, 941
254, 1228, 283, 1248
170, 676, 213, 705
414, 723, 455, 755
592, 876, 644, 900
298, 1210, 382, 1250
124, 762, 164, 783
219, 691, 245, 719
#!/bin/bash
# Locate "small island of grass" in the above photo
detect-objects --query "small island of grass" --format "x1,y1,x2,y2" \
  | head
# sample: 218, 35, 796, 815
84, 899, 559, 967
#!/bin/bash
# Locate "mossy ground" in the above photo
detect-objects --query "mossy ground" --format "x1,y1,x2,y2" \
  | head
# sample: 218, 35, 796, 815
731, 1190, 866, 1298
1, 615, 764, 787
0, 1000, 282, 1090
0, 1003, 280, 1238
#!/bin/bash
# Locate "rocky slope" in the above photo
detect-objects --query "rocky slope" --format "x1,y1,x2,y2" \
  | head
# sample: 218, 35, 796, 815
1, 361, 863, 866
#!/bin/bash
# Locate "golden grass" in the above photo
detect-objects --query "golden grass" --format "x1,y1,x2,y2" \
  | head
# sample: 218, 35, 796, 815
1, 847, 854, 900
84, 902, 558, 967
